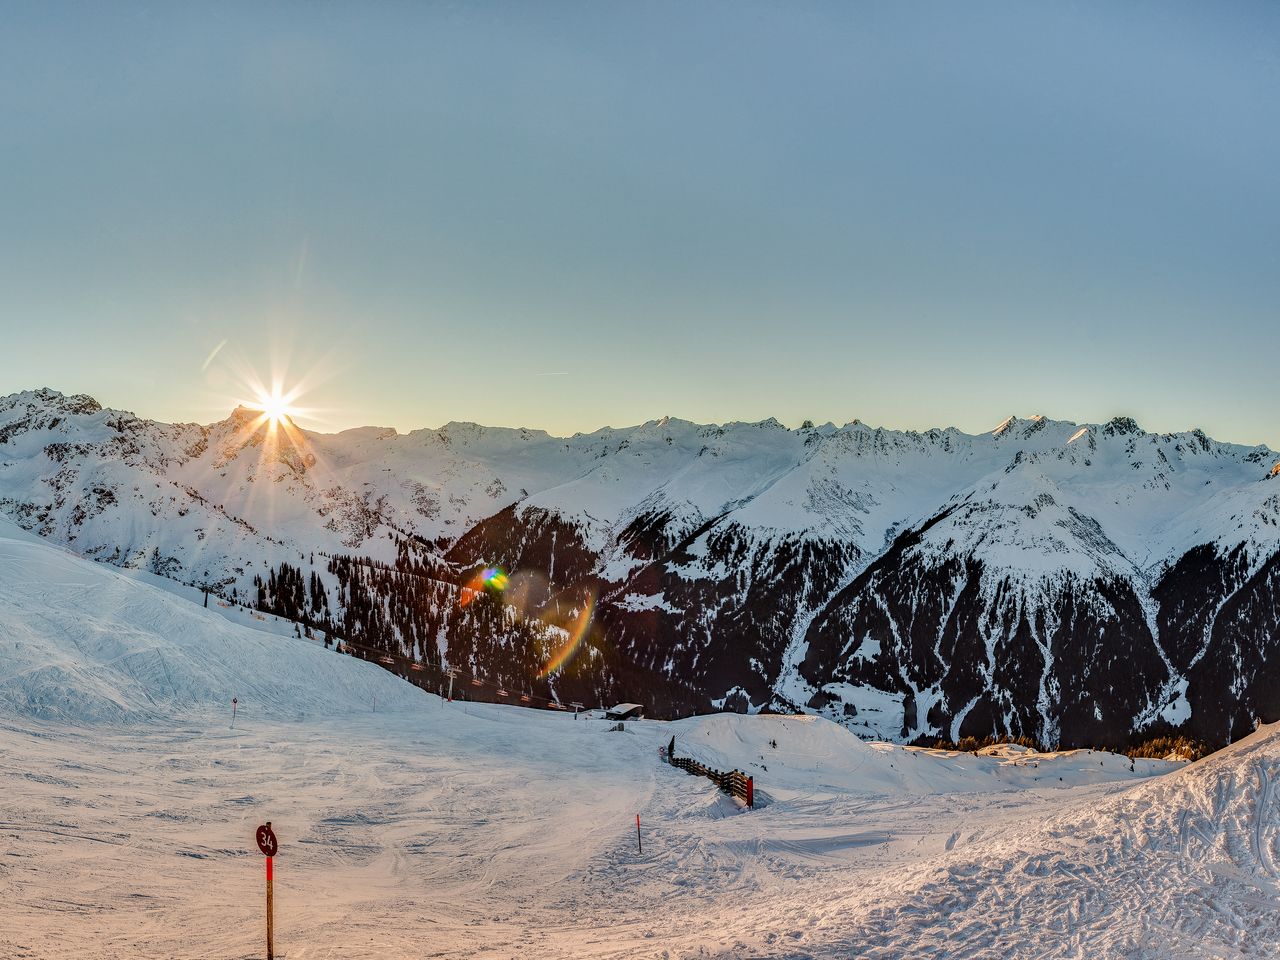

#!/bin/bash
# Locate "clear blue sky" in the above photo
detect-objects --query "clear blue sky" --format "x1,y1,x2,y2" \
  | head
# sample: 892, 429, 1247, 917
1, 2, 1277, 444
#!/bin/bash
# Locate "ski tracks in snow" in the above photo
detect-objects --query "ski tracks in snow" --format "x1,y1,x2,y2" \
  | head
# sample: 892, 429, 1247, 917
5, 703, 1280, 958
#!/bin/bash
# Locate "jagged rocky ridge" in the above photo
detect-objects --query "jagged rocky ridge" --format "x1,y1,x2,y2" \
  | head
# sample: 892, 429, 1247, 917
3, 389, 1279, 747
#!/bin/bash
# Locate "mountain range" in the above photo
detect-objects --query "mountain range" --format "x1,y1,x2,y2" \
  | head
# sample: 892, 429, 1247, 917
3, 386, 1279, 748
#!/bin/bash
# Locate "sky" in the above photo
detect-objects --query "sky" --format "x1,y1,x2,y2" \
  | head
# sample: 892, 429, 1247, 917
1, 2, 1277, 445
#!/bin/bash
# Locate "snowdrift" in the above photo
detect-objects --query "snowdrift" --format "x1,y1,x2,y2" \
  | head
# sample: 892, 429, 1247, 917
0, 519, 424, 723
798, 721, 1280, 958
670, 711, 1177, 800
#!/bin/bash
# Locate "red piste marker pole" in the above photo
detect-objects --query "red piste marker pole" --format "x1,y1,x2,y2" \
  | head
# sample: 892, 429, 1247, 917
256, 822, 278, 960
636, 814, 642, 855
266, 854, 274, 959
231, 697, 238, 729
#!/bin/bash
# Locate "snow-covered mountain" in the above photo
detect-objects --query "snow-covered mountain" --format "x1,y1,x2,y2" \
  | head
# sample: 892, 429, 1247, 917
3, 387, 1279, 748
11, 514, 1251, 959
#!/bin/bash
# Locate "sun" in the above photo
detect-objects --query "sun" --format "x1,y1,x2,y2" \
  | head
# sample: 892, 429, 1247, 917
252, 390, 296, 426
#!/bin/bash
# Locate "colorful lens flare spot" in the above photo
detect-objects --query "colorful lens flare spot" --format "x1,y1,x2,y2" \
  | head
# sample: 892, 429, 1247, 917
459, 565, 510, 606
539, 595, 595, 678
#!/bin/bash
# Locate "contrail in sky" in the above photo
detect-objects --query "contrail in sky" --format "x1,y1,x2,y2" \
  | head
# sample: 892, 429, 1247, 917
201, 339, 228, 372
293, 237, 310, 289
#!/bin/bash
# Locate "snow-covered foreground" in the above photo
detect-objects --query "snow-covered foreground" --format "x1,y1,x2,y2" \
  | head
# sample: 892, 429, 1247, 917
4, 522, 1280, 958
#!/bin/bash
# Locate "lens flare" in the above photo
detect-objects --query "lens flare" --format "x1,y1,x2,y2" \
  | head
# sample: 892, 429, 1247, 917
454, 566, 596, 676
504, 569, 551, 618
539, 595, 595, 678
459, 565, 510, 606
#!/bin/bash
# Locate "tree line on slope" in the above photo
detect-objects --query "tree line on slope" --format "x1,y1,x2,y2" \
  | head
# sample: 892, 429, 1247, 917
248, 535, 705, 717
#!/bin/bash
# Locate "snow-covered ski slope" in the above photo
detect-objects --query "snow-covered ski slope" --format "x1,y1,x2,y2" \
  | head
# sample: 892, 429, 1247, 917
5, 521, 1280, 957
0, 518, 420, 723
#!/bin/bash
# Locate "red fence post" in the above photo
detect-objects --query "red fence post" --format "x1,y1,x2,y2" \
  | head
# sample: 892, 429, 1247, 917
747, 776, 754, 809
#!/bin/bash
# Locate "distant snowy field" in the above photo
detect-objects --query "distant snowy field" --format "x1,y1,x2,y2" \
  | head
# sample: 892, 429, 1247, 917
3, 521, 1280, 958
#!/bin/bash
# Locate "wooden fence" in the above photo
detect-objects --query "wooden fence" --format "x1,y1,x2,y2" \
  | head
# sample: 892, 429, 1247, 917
669, 755, 754, 808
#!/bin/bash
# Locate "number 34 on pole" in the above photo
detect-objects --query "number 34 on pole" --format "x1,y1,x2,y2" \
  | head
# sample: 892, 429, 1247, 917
256, 822, 278, 959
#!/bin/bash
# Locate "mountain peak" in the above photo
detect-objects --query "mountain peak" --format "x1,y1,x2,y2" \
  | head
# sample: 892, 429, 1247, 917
1102, 415, 1143, 437
1, 387, 103, 417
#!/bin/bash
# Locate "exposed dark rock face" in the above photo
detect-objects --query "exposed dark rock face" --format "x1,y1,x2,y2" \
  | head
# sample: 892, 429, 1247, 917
601, 520, 862, 711
800, 512, 1172, 748
448, 506, 598, 592
1153, 544, 1256, 675
1194, 551, 1280, 741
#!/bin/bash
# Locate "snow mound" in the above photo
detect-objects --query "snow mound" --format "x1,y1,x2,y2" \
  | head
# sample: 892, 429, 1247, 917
808, 721, 1280, 958
0, 519, 424, 724
669, 712, 1175, 800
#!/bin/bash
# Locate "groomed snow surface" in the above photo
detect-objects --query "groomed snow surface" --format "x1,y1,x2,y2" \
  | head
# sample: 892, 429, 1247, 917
3, 522, 1280, 958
